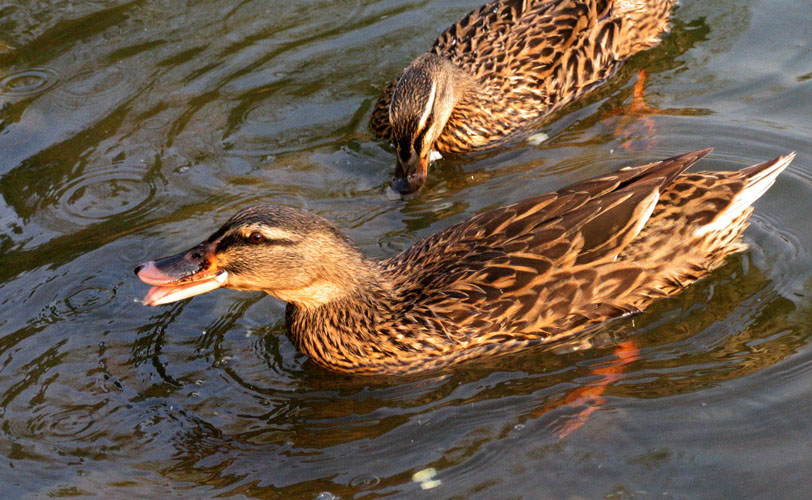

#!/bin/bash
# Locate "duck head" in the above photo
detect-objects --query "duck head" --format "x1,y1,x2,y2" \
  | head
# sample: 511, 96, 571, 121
389, 54, 467, 194
135, 205, 373, 309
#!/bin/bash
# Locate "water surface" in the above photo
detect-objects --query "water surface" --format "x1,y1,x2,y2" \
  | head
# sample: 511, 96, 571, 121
1, 0, 811, 498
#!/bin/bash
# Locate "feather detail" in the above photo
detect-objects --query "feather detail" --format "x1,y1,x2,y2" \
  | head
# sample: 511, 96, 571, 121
371, 0, 678, 154
141, 151, 794, 374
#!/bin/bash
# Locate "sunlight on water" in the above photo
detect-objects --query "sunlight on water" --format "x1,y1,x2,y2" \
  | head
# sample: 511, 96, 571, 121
1, 0, 811, 498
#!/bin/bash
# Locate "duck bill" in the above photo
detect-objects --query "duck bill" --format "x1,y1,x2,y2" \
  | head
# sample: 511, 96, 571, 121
391, 154, 429, 194
134, 241, 228, 306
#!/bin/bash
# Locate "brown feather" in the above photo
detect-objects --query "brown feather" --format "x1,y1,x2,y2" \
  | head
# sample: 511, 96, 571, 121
140, 151, 795, 374
371, 0, 677, 156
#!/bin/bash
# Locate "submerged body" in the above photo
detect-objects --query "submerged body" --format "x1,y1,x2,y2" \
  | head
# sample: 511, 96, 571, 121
371, 0, 676, 192
136, 150, 794, 374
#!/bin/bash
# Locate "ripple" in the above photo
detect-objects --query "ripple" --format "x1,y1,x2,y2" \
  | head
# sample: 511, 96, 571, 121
62, 285, 116, 315
0, 68, 59, 97
223, 0, 363, 46
748, 212, 812, 302
27, 407, 98, 443
139, 116, 171, 130
41, 168, 158, 228
51, 64, 131, 111
379, 232, 421, 254
114, 239, 156, 266
349, 474, 380, 488
223, 97, 357, 162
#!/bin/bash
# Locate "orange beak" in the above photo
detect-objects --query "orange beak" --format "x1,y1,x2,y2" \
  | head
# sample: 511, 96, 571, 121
134, 241, 227, 306
391, 154, 429, 194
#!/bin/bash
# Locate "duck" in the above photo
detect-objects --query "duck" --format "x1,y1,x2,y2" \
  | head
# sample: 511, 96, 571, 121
371, 0, 677, 193
135, 149, 794, 375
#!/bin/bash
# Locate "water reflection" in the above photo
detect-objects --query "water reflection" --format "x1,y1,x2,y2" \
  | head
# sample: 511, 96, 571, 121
0, 0, 811, 498
144, 256, 810, 496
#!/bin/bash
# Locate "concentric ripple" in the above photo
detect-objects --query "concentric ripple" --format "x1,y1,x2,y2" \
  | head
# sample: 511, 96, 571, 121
51, 64, 132, 111
62, 284, 117, 315
39, 167, 158, 230
0, 68, 59, 97
378, 232, 422, 254
60, 170, 156, 222
26, 407, 99, 443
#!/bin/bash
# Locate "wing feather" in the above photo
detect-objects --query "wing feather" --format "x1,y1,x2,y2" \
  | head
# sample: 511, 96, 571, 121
386, 150, 711, 339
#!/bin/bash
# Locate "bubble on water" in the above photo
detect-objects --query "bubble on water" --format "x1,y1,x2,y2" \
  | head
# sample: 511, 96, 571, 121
412, 468, 441, 490
349, 474, 380, 488
420, 480, 442, 490
412, 468, 436, 482
139, 116, 171, 130
314, 492, 337, 500
527, 132, 550, 146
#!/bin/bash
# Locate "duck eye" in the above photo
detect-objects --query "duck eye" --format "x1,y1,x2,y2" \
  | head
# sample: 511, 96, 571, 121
248, 231, 264, 243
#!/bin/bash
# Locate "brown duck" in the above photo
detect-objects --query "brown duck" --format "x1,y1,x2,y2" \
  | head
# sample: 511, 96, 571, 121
135, 150, 794, 375
371, 0, 677, 193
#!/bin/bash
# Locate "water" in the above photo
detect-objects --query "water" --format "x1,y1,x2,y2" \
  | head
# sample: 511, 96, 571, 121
1, 0, 811, 498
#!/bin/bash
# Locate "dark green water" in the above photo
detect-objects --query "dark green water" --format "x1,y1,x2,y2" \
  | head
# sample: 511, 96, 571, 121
1, 0, 811, 498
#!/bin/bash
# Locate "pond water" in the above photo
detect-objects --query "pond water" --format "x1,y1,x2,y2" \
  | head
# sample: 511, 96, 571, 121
1, 0, 811, 498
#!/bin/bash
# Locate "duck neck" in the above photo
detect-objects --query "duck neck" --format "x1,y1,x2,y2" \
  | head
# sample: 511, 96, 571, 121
283, 264, 419, 374
433, 65, 514, 154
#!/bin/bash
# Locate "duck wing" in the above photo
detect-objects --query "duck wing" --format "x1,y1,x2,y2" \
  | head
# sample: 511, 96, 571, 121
433, 0, 613, 81
373, 0, 674, 142
371, 0, 616, 141
387, 149, 711, 339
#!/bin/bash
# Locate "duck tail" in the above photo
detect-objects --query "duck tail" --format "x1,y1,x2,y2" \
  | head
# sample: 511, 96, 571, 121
694, 153, 795, 238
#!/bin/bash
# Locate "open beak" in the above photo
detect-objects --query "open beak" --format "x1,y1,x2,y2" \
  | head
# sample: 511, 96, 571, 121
391, 153, 429, 194
134, 241, 228, 306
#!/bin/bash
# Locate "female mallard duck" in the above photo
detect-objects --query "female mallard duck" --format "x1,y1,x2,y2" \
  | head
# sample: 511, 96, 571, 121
372, 0, 676, 193
135, 149, 794, 375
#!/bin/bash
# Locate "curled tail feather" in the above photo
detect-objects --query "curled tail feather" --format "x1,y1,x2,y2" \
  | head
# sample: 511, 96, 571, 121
694, 153, 795, 238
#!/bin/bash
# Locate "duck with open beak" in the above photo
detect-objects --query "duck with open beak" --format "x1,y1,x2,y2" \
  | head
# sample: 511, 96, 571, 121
133, 151, 794, 375
134, 240, 227, 306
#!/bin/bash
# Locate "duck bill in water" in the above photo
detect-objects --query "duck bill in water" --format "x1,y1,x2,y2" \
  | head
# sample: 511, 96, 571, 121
391, 153, 429, 194
134, 241, 228, 306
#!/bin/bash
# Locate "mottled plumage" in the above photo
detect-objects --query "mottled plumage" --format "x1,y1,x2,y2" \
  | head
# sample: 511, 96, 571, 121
372, 0, 676, 192
136, 150, 794, 375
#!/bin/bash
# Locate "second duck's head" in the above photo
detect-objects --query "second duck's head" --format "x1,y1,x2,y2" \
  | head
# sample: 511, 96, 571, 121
388, 54, 467, 194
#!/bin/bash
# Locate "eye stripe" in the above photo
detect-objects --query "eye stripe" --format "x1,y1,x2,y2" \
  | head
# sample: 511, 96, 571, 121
216, 234, 241, 252
215, 234, 296, 252
398, 137, 412, 162
416, 80, 437, 133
